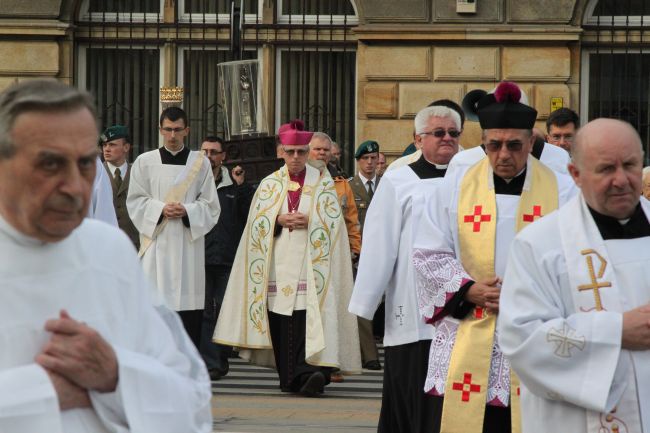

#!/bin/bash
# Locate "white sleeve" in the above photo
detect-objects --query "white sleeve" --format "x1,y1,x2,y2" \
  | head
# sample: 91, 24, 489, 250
498, 233, 626, 413
348, 177, 401, 320
126, 156, 165, 238
183, 158, 220, 241
90, 249, 212, 433
89, 158, 118, 226
0, 364, 62, 433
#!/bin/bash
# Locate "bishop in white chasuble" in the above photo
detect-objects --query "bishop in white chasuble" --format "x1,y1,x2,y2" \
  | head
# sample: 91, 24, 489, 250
214, 120, 360, 396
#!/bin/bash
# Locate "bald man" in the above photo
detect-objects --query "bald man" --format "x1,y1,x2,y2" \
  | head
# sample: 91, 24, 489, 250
499, 118, 650, 433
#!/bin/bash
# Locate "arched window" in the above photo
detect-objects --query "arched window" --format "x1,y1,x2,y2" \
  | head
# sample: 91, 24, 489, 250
581, 0, 650, 160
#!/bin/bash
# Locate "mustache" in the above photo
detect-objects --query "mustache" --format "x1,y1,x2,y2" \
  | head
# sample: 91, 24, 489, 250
47, 194, 85, 212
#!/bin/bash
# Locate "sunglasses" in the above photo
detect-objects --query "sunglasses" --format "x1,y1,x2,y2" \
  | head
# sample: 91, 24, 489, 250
420, 129, 461, 138
283, 147, 309, 156
485, 141, 524, 152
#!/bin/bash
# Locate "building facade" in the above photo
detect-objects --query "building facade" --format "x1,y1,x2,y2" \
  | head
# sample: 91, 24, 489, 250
1, 0, 647, 169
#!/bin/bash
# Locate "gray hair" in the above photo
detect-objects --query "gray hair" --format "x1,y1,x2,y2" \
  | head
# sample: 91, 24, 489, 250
0, 79, 97, 159
331, 141, 341, 151
414, 106, 462, 134
310, 131, 333, 146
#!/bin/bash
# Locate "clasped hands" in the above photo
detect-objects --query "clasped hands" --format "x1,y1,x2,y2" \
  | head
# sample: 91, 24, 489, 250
465, 276, 502, 314
35, 310, 118, 411
162, 202, 187, 219
277, 212, 309, 231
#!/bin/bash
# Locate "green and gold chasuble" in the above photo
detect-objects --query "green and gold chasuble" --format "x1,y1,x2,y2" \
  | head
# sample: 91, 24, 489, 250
214, 163, 362, 373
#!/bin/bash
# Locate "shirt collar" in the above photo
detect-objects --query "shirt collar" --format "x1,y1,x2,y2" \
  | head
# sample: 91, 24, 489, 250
106, 161, 127, 177
216, 166, 233, 189
163, 145, 185, 155
358, 172, 377, 185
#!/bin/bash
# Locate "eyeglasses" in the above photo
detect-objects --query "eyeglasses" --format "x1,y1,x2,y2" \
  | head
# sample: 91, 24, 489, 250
202, 149, 224, 156
419, 129, 461, 138
283, 147, 309, 156
485, 141, 524, 153
161, 127, 186, 133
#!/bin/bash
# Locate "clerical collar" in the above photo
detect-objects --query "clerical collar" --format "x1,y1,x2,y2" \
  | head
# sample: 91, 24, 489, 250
588, 203, 650, 240
408, 154, 447, 179
159, 146, 190, 165
493, 167, 526, 195
0, 213, 47, 246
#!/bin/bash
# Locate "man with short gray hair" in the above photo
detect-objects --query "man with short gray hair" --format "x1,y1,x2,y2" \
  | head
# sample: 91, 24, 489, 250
642, 166, 650, 200
351, 104, 462, 433
0, 79, 212, 432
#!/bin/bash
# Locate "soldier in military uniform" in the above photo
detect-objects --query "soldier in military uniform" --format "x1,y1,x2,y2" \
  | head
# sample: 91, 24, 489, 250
101, 125, 139, 249
349, 139, 382, 370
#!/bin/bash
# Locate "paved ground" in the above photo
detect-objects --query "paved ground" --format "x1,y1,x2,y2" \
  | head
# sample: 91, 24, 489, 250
211, 350, 383, 432
212, 394, 380, 432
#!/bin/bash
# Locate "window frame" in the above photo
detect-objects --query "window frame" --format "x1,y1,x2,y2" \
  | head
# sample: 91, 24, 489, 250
584, 0, 650, 27
78, 0, 165, 23
176, 0, 264, 24
276, 0, 359, 25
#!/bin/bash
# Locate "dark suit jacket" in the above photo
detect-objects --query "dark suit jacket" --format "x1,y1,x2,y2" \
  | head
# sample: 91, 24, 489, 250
349, 174, 380, 235
103, 162, 140, 249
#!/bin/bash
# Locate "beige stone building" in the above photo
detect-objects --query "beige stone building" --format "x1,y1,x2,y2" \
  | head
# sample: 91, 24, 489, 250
1, 0, 647, 170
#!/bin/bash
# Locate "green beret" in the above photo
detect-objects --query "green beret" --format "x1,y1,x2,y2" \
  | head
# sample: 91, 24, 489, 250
100, 125, 129, 143
355, 140, 379, 159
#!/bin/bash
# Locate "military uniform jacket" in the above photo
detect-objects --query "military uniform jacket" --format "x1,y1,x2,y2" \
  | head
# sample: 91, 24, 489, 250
103, 162, 140, 249
349, 174, 380, 234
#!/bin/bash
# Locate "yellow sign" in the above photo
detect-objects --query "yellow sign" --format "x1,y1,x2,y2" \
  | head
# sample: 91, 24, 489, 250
550, 97, 564, 113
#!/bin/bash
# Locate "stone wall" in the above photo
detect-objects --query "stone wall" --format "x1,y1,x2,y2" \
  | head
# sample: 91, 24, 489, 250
355, 0, 585, 158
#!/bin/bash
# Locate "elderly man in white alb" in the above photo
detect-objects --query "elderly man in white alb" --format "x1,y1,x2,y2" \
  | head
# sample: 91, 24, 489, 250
498, 118, 650, 433
0, 80, 212, 433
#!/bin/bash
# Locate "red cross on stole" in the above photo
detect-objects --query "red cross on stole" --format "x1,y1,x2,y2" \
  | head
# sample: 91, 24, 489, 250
463, 205, 492, 232
522, 205, 543, 223
452, 372, 482, 402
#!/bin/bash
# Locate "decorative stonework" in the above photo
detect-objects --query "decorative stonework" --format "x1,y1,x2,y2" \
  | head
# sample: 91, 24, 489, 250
507, 0, 577, 24
534, 84, 572, 119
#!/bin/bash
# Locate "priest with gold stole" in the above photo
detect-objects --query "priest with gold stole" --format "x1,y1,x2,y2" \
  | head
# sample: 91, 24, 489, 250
214, 120, 361, 397
411, 81, 577, 433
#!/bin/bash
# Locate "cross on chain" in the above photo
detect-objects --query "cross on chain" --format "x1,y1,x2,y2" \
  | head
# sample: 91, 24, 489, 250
463, 205, 492, 232
546, 323, 586, 358
395, 306, 405, 326
451, 373, 481, 402
578, 249, 612, 311
522, 205, 543, 222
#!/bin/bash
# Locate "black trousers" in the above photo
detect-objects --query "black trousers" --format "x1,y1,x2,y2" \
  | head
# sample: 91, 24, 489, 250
268, 309, 331, 392
378, 340, 438, 433
178, 309, 203, 350
199, 265, 233, 373
428, 396, 511, 433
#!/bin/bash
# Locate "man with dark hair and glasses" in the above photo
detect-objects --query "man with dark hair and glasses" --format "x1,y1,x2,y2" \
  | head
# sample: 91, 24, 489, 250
127, 107, 221, 348
412, 81, 577, 433
351, 105, 463, 433
214, 120, 361, 397
199, 136, 254, 381
546, 107, 579, 153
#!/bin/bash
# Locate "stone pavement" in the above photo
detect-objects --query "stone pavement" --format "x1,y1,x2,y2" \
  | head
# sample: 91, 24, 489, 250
211, 349, 384, 432
212, 394, 380, 432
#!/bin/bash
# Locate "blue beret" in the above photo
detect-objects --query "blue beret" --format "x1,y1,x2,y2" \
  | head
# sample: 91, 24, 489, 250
355, 140, 380, 159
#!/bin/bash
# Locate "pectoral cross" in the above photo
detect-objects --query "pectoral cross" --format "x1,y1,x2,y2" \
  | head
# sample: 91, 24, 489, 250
577, 249, 612, 311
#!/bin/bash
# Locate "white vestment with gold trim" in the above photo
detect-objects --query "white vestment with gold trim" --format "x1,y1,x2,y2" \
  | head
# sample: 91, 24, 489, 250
498, 195, 650, 433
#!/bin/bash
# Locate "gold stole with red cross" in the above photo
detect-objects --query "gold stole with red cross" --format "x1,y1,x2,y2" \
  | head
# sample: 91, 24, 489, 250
440, 157, 558, 433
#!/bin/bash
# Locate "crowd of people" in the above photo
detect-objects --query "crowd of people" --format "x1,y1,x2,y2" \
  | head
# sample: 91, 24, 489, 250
0, 78, 648, 433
